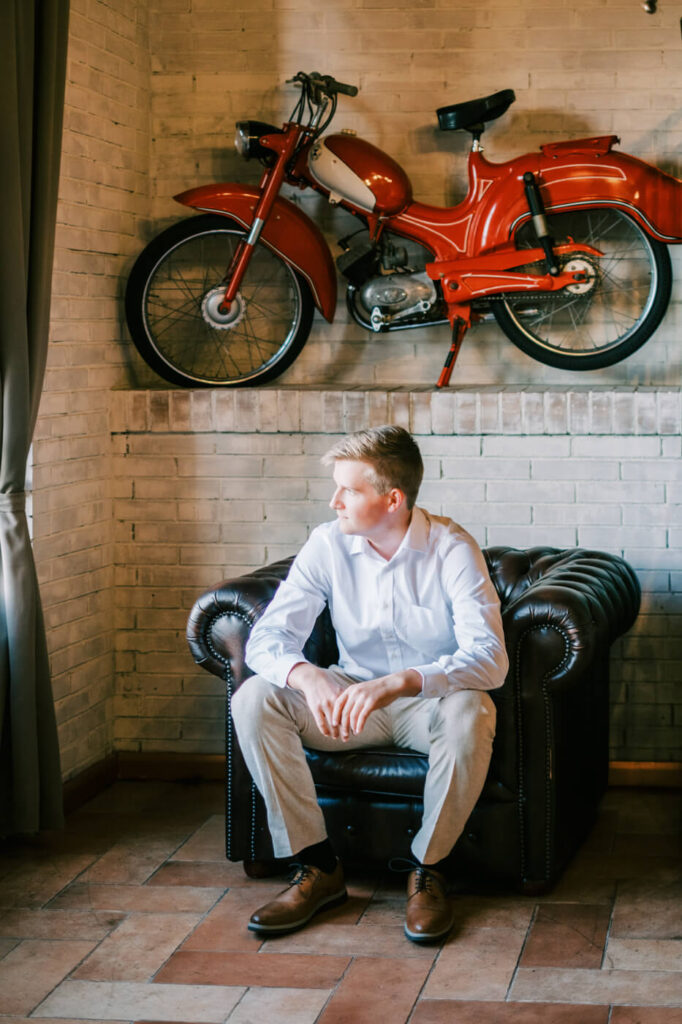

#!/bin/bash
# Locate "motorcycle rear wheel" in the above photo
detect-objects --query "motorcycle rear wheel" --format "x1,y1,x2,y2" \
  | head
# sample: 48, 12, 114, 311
492, 209, 672, 370
124, 214, 314, 387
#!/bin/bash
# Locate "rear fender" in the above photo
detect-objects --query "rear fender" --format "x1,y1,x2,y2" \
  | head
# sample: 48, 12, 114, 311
174, 183, 336, 321
471, 145, 682, 251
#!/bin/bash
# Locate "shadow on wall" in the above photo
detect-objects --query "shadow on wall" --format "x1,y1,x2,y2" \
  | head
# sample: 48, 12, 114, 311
611, 583, 682, 762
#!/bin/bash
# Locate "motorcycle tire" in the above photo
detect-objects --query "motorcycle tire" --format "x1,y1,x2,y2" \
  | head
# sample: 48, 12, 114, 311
492, 209, 672, 371
124, 214, 315, 387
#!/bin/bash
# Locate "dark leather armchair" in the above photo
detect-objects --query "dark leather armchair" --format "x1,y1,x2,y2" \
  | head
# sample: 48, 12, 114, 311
187, 546, 640, 892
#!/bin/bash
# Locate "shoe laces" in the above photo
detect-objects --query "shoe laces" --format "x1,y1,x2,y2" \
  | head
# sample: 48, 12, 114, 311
286, 862, 314, 887
389, 857, 443, 896
388, 856, 418, 874
412, 866, 442, 895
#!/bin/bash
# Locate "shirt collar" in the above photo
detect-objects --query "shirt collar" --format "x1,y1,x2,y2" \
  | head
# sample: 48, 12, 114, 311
348, 506, 430, 557
404, 506, 429, 552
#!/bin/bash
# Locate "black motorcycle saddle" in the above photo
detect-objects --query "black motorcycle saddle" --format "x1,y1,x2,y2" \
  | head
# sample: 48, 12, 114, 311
437, 89, 516, 132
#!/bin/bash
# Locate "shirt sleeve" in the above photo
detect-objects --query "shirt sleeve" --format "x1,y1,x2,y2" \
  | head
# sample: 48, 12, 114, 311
414, 532, 508, 699
244, 529, 329, 687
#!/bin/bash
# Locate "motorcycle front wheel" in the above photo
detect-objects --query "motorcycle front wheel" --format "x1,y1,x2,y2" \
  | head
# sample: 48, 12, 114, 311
124, 214, 314, 386
492, 209, 672, 370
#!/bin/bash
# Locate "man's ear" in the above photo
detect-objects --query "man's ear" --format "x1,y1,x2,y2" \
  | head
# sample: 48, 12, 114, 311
387, 487, 407, 513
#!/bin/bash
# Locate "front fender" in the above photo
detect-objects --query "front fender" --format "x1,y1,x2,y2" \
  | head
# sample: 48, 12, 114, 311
174, 184, 336, 322
472, 146, 682, 251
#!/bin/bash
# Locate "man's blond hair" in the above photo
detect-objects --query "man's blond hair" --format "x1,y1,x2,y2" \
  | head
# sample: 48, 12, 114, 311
321, 426, 424, 509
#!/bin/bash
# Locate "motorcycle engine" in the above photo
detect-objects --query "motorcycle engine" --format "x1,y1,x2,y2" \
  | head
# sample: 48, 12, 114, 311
360, 272, 436, 314
340, 231, 445, 331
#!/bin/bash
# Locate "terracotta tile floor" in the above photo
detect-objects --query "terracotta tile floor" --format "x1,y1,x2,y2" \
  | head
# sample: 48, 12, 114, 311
0, 782, 681, 1023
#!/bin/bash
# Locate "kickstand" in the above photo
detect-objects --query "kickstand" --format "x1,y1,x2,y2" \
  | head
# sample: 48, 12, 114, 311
437, 318, 468, 388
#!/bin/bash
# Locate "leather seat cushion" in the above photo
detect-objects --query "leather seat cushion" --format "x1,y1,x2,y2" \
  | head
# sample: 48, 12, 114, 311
305, 746, 515, 803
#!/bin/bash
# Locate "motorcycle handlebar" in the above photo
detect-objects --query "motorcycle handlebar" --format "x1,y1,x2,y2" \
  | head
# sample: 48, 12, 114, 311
289, 71, 358, 99
332, 79, 358, 97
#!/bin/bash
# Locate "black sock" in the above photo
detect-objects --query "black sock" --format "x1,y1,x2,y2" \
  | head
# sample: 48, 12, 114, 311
295, 839, 337, 874
415, 855, 449, 874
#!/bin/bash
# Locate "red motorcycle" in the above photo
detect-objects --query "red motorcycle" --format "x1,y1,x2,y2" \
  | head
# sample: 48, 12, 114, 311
125, 71, 682, 388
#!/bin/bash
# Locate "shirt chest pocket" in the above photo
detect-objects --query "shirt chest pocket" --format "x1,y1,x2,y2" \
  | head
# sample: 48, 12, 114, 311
396, 603, 450, 651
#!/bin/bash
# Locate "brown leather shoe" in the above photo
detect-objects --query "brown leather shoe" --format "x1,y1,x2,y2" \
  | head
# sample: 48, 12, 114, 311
404, 866, 453, 943
248, 861, 347, 935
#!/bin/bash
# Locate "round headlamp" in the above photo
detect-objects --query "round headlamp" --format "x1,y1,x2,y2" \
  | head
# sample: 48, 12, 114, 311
233, 121, 283, 163
234, 122, 252, 159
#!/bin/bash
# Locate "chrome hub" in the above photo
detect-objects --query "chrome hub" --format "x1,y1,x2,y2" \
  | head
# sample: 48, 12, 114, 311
563, 256, 599, 296
201, 286, 245, 329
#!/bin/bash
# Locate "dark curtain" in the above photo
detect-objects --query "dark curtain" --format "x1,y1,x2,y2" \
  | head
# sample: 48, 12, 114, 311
0, 0, 70, 834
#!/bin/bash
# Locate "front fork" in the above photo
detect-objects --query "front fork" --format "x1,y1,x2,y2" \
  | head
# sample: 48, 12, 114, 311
218, 130, 302, 312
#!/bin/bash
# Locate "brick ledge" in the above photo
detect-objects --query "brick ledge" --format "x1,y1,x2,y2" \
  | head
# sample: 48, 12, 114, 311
110, 386, 682, 437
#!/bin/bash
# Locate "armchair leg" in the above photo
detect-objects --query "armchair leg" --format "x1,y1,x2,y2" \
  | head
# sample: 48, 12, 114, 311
520, 878, 551, 896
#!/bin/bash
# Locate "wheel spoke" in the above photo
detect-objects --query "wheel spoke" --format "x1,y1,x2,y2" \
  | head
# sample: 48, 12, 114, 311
233, 314, 278, 367
137, 224, 307, 385
496, 209, 664, 364
161, 263, 206, 306
145, 295, 200, 331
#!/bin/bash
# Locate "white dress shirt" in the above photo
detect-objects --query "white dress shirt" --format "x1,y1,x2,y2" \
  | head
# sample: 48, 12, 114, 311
245, 506, 508, 699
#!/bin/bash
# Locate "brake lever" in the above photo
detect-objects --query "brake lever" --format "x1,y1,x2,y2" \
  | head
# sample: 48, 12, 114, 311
286, 71, 313, 86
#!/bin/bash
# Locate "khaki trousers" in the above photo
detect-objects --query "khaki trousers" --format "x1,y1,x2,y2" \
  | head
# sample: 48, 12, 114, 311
232, 668, 496, 865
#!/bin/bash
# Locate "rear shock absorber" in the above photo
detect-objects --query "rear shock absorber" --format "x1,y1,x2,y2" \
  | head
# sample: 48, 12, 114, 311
523, 171, 559, 276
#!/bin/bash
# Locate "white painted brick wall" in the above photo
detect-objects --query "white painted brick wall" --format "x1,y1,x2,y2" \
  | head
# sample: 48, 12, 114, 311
111, 387, 682, 763
31, 0, 682, 781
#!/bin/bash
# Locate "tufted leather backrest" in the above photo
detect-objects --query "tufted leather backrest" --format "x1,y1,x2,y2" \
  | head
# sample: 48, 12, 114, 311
187, 546, 640, 681
485, 546, 640, 624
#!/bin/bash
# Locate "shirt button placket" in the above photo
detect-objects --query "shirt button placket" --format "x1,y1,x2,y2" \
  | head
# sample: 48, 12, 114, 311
379, 567, 392, 641
382, 570, 400, 671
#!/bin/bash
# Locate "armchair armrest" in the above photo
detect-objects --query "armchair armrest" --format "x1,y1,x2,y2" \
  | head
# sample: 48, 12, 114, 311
484, 547, 640, 886
186, 556, 339, 686
489, 547, 640, 694
186, 557, 293, 683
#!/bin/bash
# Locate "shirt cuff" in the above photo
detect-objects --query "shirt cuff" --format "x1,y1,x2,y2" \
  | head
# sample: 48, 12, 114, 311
414, 662, 450, 699
271, 654, 310, 688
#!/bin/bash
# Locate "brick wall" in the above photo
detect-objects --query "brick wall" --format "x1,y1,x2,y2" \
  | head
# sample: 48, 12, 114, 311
32, 0, 151, 780
146, 0, 681, 389
31, 0, 681, 780
111, 388, 682, 763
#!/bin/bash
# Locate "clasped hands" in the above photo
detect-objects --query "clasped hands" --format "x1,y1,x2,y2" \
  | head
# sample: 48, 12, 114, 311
286, 662, 422, 740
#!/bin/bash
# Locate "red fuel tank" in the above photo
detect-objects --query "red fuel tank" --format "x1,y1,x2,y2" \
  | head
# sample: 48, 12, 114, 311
308, 133, 413, 215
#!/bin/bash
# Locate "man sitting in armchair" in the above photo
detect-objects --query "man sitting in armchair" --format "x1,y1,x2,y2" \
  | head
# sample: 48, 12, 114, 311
232, 425, 508, 943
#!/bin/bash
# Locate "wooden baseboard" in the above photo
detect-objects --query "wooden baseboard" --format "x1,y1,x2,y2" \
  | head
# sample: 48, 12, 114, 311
116, 752, 225, 781
62, 753, 682, 815
62, 753, 119, 815
118, 754, 681, 789
608, 761, 682, 788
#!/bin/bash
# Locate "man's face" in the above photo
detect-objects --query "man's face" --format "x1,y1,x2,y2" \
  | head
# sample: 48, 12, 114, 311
329, 459, 393, 537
